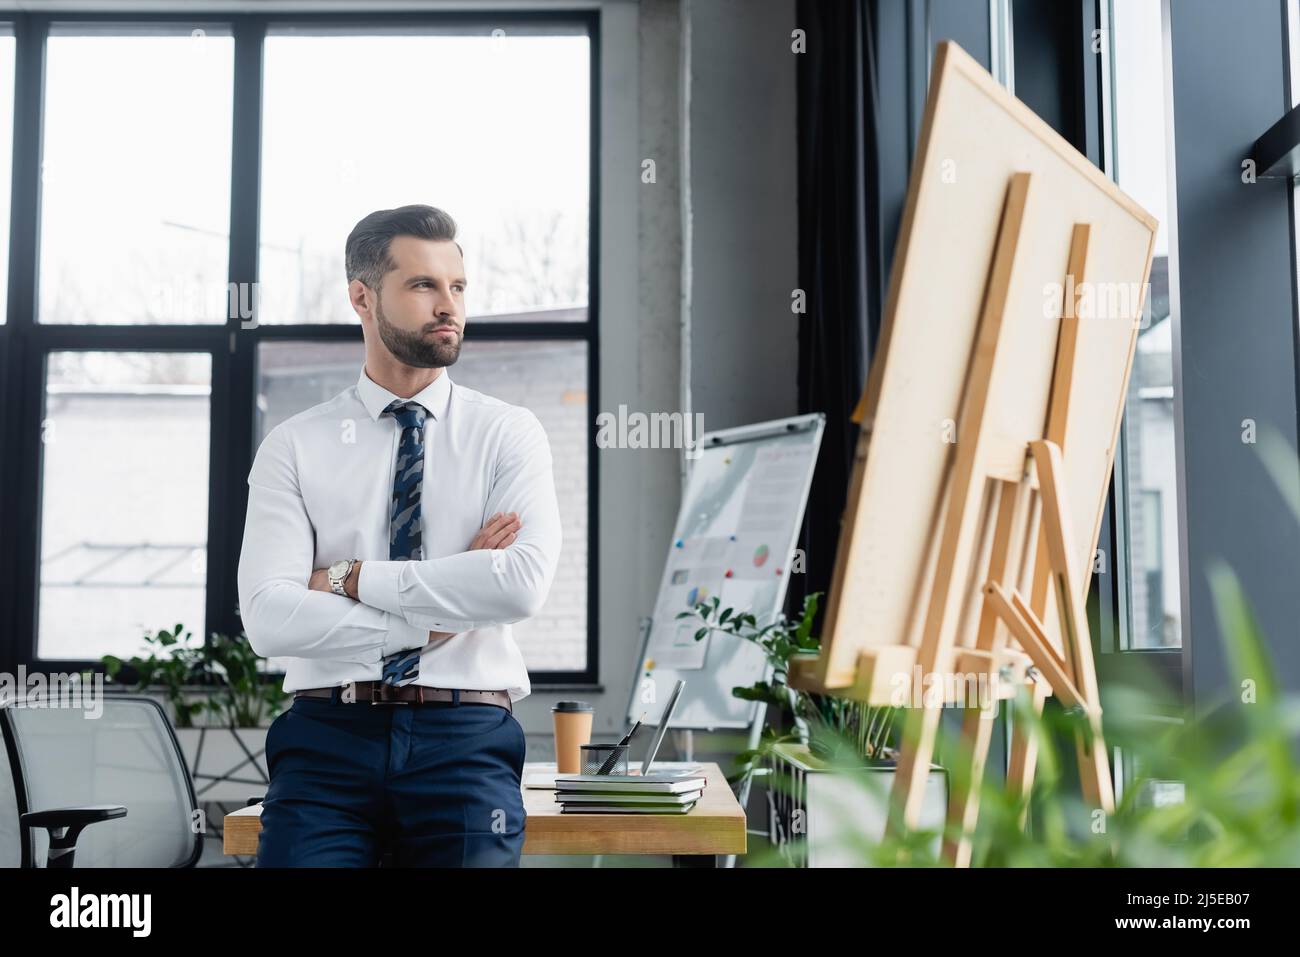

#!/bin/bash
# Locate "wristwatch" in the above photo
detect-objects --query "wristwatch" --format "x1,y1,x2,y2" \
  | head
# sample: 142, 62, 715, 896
327, 558, 357, 597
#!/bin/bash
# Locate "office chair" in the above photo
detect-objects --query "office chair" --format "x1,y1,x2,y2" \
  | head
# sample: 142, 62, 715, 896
0, 693, 203, 868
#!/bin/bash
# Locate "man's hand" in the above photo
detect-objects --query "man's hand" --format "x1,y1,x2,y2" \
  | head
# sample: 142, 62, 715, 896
311, 513, 521, 638
419, 514, 521, 644
470, 511, 521, 550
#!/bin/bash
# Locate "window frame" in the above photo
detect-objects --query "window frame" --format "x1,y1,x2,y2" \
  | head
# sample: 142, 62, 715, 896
1089, 0, 1185, 704
0, 9, 602, 687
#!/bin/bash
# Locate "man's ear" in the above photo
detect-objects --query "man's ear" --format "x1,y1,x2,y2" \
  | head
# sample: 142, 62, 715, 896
348, 279, 373, 324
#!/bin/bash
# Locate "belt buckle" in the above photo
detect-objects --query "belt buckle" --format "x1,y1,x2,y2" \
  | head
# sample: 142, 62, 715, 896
373, 682, 417, 705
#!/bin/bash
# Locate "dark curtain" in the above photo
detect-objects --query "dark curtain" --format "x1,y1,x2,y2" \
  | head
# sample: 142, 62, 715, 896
793, 0, 880, 624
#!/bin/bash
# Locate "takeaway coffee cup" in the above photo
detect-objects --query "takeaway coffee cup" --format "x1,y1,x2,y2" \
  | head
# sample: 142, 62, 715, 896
552, 701, 595, 774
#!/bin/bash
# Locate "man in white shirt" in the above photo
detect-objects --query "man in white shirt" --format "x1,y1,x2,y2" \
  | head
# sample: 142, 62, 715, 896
237, 204, 562, 867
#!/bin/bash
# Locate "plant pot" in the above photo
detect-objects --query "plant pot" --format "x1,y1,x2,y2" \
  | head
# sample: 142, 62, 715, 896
766, 741, 947, 867
173, 726, 270, 804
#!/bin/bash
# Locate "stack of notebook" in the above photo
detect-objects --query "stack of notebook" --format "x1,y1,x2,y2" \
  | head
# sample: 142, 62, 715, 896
554, 772, 708, 814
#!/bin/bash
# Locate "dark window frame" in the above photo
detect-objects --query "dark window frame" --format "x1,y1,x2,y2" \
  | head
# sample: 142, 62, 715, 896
0, 8, 602, 688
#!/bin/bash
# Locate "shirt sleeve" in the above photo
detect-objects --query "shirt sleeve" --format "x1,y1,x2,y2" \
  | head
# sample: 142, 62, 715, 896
236, 425, 429, 663
357, 406, 563, 633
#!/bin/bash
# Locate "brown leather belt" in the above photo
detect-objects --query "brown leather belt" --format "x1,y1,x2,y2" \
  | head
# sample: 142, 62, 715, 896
295, 682, 512, 712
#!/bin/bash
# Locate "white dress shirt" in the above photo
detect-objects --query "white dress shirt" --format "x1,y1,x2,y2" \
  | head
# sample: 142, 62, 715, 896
236, 366, 562, 702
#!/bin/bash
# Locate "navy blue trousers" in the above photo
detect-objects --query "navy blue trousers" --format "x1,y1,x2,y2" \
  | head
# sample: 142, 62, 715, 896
256, 692, 527, 867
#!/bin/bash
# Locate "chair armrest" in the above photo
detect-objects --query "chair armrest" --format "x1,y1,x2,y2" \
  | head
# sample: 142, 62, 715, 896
246, 796, 265, 806
22, 804, 127, 828
21, 804, 127, 868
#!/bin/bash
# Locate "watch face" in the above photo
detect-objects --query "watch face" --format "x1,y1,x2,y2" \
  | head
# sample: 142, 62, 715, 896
328, 559, 350, 578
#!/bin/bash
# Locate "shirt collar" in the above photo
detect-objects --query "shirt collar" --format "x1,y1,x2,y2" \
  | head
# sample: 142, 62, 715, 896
356, 366, 453, 423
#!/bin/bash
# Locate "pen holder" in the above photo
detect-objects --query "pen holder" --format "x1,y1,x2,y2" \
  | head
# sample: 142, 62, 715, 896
581, 743, 630, 775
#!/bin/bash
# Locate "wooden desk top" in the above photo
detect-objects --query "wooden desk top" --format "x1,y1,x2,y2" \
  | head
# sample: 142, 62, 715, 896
223, 761, 747, 858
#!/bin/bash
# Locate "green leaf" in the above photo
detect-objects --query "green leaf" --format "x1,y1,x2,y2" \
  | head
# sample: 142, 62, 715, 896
795, 592, 821, 643
1258, 425, 1300, 525
1208, 560, 1280, 707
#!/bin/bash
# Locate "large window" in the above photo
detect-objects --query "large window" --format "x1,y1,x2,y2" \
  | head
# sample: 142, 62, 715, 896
1107, 0, 1183, 653
38, 352, 211, 658
1101, 0, 1186, 804
0, 13, 598, 682
32, 24, 232, 662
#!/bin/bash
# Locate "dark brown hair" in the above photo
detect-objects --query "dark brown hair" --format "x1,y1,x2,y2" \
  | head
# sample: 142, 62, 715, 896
344, 204, 463, 290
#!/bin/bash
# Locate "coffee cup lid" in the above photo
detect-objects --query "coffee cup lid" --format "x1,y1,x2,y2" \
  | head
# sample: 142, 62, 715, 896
552, 700, 593, 713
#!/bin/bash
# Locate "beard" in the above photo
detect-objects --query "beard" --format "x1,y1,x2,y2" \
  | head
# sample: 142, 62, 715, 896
375, 296, 463, 369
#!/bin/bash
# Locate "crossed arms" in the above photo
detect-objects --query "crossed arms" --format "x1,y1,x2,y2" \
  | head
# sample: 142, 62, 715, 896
235, 408, 563, 665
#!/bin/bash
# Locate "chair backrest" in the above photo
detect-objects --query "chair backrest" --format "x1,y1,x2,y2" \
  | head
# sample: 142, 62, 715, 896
0, 717, 20, 868
0, 694, 202, 867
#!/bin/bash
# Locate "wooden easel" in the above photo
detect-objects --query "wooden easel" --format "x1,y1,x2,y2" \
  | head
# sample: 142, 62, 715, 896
874, 173, 1112, 866
790, 171, 1131, 866
787, 40, 1155, 868
885, 174, 1116, 866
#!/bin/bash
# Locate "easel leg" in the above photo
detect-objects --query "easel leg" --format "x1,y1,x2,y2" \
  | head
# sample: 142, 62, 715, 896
1030, 440, 1115, 814
887, 703, 945, 848
943, 480, 1028, 866
1074, 720, 1113, 811
1006, 677, 1049, 828
944, 705, 999, 866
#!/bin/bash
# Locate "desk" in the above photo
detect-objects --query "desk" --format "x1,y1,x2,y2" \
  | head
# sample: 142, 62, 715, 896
223, 761, 747, 866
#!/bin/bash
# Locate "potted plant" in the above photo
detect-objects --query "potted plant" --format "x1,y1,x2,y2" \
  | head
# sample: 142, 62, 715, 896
103, 620, 288, 803
101, 623, 206, 728
678, 592, 947, 866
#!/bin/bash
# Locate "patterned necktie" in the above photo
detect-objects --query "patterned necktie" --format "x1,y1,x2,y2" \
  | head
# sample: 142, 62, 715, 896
379, 399, 427, 687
